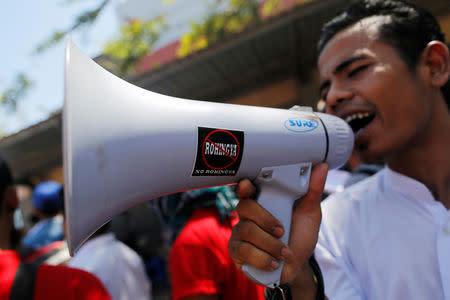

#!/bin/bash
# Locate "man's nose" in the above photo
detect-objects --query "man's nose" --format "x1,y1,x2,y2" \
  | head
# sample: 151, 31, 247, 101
326, 84, 354, 113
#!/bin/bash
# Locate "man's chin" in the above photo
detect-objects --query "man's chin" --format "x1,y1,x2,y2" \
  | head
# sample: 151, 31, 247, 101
354, 144, 384, 165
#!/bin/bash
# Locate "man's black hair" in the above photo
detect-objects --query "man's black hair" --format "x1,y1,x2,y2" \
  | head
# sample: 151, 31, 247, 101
317, 0, 450, 109
0, 156, 13, 208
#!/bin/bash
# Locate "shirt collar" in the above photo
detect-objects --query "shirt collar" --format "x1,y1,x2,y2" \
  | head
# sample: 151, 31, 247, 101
384, 166, 438, 206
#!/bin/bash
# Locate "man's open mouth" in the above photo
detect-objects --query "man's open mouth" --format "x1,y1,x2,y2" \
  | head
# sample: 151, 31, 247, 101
344, 112, 375, 134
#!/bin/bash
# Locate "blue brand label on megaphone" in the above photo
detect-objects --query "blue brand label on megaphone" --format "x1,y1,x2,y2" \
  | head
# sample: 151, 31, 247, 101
284, 117, 319, 133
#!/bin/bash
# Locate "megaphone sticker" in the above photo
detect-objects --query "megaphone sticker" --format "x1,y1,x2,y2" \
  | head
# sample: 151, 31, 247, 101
192, 127, 244, 176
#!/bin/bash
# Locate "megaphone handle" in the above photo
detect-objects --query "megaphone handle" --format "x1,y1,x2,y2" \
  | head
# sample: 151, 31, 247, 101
241, 162, 312, 288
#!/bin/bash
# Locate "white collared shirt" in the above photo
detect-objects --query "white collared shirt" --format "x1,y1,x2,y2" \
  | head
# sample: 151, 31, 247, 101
316, 167, 450, 300
68, 233, 151, 300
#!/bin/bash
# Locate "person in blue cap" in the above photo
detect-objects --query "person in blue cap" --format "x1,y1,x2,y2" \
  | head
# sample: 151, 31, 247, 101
21, 181, 65, 258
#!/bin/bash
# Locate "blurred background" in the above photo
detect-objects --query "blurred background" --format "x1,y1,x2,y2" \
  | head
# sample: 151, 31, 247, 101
1, 0, 450, 298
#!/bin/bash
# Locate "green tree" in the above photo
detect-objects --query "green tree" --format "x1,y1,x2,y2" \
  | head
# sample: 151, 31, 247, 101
1, 0, 112, 110
1, 0, 165, 109
1, 0, 313, 111
0, 73, 33, 110
35, 0, 111, 54
178, 0, 259, 57
102, 17, 166, 76
177, 0, 283, 57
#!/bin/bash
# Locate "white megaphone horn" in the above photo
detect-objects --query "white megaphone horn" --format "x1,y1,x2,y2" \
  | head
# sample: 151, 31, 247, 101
63, 38, 354, 288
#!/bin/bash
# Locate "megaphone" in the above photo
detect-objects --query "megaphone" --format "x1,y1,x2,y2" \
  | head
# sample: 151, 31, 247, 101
64, 39, 354, 288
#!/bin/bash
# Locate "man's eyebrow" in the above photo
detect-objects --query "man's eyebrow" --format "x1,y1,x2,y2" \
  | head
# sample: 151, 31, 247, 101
319, 55, 368, 95
333, 55, 368, 75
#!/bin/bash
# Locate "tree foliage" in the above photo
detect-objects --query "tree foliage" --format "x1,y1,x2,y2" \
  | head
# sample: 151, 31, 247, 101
0, 73, 33, 110
1, 0, 310, 112
102, 17, 166, 76
35, 0, 111, 54
1, 0, 112, 111
178, 0, 258, 57
177, 0, 283, 57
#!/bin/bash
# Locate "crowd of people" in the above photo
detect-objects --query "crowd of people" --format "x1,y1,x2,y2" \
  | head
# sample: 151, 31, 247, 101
0, 159, 111, 300
0, 174, 153, 300
0, 0, 449, 300
0, 159, 265, 300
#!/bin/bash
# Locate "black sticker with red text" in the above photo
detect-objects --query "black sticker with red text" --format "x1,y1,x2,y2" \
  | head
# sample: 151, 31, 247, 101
192, 127, 244, 176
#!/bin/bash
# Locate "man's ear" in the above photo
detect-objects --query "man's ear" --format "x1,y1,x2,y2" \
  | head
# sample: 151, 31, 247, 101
421, 41, 450, 87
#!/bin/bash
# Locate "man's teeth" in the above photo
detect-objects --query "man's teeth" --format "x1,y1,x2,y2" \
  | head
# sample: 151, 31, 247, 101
344, 112, 371, 123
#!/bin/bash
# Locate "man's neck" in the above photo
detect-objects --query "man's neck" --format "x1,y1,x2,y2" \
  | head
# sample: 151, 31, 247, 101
388, 104, 450, 208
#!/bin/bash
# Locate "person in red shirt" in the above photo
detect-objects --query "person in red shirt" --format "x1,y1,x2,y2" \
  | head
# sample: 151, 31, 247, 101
0, 157, 111, 300
170, 208, 266, 300
155, 187, 265, 300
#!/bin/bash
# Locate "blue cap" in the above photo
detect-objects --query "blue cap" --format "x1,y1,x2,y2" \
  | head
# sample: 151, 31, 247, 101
32, 181, 63, 214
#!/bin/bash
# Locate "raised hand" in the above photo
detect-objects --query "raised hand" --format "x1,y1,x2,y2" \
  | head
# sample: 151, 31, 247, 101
228, 163, 329, 286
